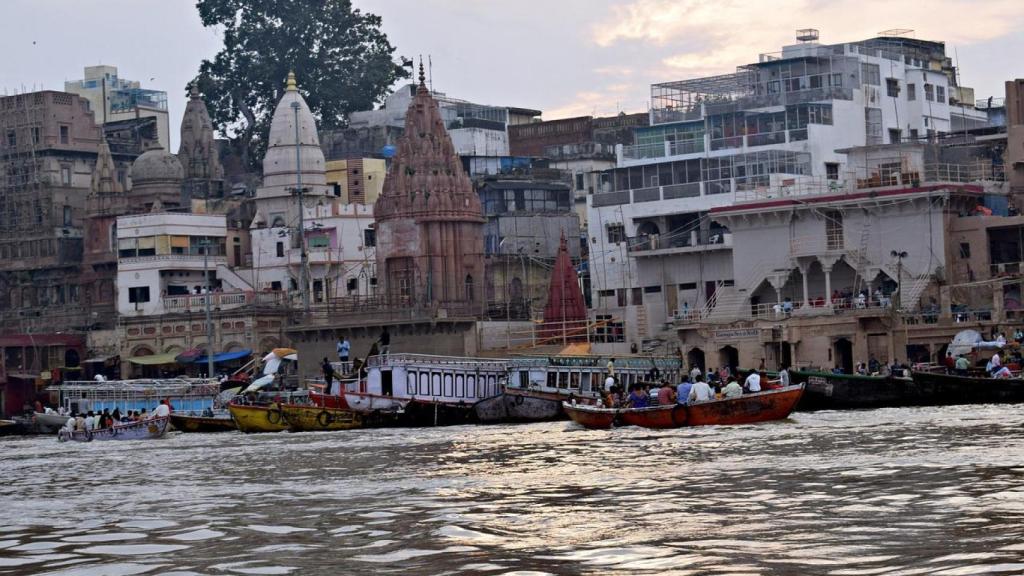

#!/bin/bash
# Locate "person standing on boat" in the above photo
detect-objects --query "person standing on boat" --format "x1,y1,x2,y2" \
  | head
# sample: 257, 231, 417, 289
153, 400, 171, 419
321, 357, 335, 395
337, 336, 351, 371
606, 358, 616, 379
955, 354, 970, 376
378, 328, 391, 357
769, 365, 791, 388
689, 365, 701, 383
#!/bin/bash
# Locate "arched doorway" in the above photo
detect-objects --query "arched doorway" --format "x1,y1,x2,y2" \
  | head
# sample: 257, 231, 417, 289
687, 347, 706, 372
833, 338, 853, 374
718, 346, 739, 373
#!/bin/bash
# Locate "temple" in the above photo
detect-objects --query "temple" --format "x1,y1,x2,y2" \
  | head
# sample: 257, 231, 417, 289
540, 232, 588, 341
374, 62, 485, 310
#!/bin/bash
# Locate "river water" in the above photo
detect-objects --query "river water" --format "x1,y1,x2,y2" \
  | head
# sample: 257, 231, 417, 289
2, 405, 1024, 576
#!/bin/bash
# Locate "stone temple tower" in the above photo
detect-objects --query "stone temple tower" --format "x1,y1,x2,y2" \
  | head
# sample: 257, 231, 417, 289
375, 63, 485, 309
178, 84, 224, 202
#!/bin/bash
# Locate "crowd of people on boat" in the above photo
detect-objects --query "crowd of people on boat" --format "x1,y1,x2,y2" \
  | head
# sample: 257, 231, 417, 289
599, 364, 791, 409
60, 400, 172, 434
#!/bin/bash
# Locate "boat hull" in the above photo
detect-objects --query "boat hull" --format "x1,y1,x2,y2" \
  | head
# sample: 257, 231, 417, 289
563, 403, 617, 429
309, 391, 349, 410
170, 413, 237, 433
281, 404, 361, 432
618, 404, 688, 429
58, 416, 170, 442
686, 385, 804, 426
473, 389, 567, 423
792, 371, 913, 410
228, 403, 289, 433
345, 392, 477, 426
909, 371, 1024, 405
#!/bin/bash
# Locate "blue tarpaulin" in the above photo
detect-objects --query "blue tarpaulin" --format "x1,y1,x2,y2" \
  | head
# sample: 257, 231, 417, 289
193, 349, 252, 364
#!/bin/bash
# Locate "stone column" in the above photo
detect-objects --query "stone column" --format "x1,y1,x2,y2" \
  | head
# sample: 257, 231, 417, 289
939, 285, 952, 320
794, 258, 812, 309
818, 255, 842, 309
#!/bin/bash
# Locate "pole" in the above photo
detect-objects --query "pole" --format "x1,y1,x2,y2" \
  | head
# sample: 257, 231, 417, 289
292, 101, 310, 313
203, 240, 214, 379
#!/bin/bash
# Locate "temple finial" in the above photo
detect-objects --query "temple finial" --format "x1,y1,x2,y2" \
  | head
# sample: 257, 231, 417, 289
189, 82, 200, 99
418, 56, 426, 88
286, 71, 297, 91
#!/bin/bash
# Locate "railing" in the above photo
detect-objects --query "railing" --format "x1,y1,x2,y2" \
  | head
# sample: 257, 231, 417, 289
366, 353, 507, 370
162, 291, 253, 312
119, 253, 227, 265
924, 163, 1005, 183
626, 229, 729, 254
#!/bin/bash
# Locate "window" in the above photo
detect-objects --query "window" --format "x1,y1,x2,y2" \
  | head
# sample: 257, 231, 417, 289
678, 282, 697, 290
275, 242, 284, 257
363, 228, 376, 247
631, 287, 643, 305
889, 128, 902, 144
61, 166, 72, 186
464, 274, 474, 301
860, 63, 880, 85
616, 289, 626, 307
909, 128, 919, 140
575, 173, 584, 191
31, 127, 40, 144
606, 224, 625, 244
59, 125, 69, 144
907, 83, 916, 101
347, 278, 358, 293
271, 281, 282, 291
598, 289, 615, 298
308, 235, 329, 248
63, 205, 72, 226
959, 243, 971, 259
643, 285, 662, 294
924, 84, 935, 101
6, 130, 15, 147
886, 78, 900, 97
936, 86, 946, 104
128, 286, 150, 303
825, 162, 840, 181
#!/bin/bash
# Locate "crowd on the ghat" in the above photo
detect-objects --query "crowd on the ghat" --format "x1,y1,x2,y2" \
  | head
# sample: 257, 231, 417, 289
597, 359, 792, 409
58, 399, 173, 434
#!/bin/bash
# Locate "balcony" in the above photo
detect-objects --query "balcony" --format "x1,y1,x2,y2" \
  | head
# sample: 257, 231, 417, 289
621, 139, 704, 161
288, 246, 337, 266
627, 230, 733, 257
162, 290, 253, 313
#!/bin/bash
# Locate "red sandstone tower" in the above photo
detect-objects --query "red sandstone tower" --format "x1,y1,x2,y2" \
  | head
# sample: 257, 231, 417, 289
375, 63, 485, 310
540, 232, 587, 340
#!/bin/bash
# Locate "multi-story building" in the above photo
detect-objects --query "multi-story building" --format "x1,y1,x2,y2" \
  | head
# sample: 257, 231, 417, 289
325, 158, 385, 205
587, 30, 1002, 365
65, 65, 171, 151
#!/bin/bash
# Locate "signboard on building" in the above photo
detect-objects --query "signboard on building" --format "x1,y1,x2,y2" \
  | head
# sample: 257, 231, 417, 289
712, 328, 761, 341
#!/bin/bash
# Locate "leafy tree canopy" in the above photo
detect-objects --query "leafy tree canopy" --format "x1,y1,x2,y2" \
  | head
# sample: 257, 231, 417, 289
194, 0, 410, 167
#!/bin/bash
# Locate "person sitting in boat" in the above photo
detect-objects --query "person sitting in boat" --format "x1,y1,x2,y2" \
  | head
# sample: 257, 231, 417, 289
152, 401, 171, 419
657, 381, 676, 405
1015, 329, 1024, 344
626, 385, 649, 408
723, 379, 743, 398
202, 406, 215, 417
676, 378, 693, 406
992, 365, 1013, 379
688, 377, 714, 403
955, 354, 970, 376
743, 370, 762, 393
768, 365, 791, 389
64, 415, 77, 433
943, 352, 956, 374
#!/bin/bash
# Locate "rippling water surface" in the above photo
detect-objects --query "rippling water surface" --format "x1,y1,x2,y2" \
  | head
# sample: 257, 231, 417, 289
2, 405, 1024, 575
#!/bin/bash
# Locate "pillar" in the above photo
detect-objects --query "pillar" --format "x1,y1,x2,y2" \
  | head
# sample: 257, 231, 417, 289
823, 264, 833, 308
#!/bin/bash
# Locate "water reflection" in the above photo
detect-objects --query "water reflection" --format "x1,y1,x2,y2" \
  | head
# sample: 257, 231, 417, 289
0, 405, 1023, 575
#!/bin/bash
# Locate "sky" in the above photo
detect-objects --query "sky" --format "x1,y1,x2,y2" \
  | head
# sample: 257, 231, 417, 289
1, 0, 1021, 150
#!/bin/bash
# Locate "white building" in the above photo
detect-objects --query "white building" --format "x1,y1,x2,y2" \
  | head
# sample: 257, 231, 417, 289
65, 65, 171, 151
116, 212, 252, 317
348, 83, 540, 157
587, 30, 994, 351
246, 73, 377, 303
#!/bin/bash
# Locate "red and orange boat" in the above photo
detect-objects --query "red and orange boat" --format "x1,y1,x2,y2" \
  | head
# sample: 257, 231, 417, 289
563, 384, 805, 430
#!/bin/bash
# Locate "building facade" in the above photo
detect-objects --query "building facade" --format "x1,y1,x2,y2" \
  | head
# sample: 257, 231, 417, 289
64, 65, 171, 151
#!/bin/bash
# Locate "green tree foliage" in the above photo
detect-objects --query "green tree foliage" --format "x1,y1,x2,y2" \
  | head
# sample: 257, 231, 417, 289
193, 0, 410, 168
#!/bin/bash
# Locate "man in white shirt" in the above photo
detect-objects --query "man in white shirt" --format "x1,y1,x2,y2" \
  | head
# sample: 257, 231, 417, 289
153, 401, 171, 418
84, 413, 95, 431
604, 375, 615, 392
688, 379, 714, 403
744, 371, 762, 392
65, 416, 76, 432
689, 366, 702, 382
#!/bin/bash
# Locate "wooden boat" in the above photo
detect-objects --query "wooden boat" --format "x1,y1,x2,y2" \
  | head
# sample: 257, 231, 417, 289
618, 404, 688, 429
909, 370, 1024, 405
791, 370, 913, 410
170, 412, 237, 433
57, 416, 170, 442
562, 402, 618, 429
309, 390, 349, 410
227, 402, 289, 433
281, 404, 361, 432
0, 419, 27, 437
685, 385, 804, 426
32, 412, 71, 434
474, 388, 570, 423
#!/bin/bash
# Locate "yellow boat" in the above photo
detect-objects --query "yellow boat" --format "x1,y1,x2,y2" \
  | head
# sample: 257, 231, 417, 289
228, 402, 289, 433
281, 404, 362, 432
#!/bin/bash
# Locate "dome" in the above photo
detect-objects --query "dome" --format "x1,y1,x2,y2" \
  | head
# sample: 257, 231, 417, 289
132, 147, 184, 184
262, 72, 326, 189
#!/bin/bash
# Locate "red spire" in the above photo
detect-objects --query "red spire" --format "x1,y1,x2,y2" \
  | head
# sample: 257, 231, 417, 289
541, 231, 587, 340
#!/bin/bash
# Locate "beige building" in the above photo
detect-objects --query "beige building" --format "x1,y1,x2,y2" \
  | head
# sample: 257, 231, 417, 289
325, 158, 385, 205
64, 65, 171, 151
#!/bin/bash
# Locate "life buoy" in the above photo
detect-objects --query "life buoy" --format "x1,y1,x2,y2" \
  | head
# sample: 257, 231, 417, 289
266, 404, 282, 425
514, 394, 525, 406
317, 410, 334, 428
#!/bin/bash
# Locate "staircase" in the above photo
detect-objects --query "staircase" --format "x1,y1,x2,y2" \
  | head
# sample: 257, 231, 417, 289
703, 286, 749, 323
635, 305, 649, 338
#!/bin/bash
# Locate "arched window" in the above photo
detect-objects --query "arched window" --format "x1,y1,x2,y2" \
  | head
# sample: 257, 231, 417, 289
464, 274, 474, 301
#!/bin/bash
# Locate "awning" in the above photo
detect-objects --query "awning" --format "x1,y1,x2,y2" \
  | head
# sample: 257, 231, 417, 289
194, 349, 252, 365
128, 352, 180, 366
82, 355, 118, 364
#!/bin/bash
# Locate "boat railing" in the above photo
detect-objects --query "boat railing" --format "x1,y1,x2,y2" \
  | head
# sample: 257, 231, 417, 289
366, 354, 507, 371
56, 378, 220, 395
507, 355, 683, 370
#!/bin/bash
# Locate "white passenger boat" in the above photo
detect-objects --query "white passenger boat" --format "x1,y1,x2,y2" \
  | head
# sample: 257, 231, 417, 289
474, 355, 684, 423
342, 354, 508, 426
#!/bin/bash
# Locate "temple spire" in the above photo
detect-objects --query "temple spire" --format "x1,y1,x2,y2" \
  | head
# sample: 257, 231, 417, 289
418, 57, 426, 89
286, 70, 297, 92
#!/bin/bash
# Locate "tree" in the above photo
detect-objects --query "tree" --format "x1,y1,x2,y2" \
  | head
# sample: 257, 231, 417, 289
193, 0, 410, 168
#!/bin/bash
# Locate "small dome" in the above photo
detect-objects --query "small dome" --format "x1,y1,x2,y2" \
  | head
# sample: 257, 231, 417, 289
132, 147, 184, 183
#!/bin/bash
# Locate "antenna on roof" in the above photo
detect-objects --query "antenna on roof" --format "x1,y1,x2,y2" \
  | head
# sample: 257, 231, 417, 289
877, 28, 914, 38
428, 54, 433, 92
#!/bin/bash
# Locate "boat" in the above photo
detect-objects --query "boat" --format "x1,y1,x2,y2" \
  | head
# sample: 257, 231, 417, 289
169, 412, 237, 433
474, 354, 684, 424
562, 403, 618, 430
57, 416, 171, 442
908, 369, 1024, 405
563, 384, 805, 430
309, 390, 350, 410
0, 419, 27, 437
280, 404, 362, 432
32, 411, 73, 433
791, 370, 913, 410
342, 354, 508, 426
227, 401, 290, 433
52, 378, 224, 417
